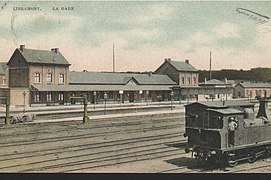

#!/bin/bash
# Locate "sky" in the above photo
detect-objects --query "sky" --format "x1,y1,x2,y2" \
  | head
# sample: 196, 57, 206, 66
0, 1, 271, 72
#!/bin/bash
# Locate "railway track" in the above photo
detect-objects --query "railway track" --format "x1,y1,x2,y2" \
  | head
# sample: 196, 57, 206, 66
0, 117, 183, 148
0, 112, 188, 172
0, 114, 182, 136
0, 135, 185, 172
1, 110, 270, 173
5, 110, 270, 173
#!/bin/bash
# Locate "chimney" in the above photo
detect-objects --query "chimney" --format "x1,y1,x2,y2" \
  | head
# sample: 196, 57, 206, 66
164, 58, 171, 62
20, 45, 25, 51
51, 48, 59, 53
185, 59, 189, 64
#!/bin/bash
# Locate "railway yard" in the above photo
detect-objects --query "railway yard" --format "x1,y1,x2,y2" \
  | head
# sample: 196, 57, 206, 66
0, 103, 271, 173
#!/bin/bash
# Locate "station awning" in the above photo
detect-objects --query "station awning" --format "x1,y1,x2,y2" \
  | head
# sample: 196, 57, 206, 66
31, 84, 173, 92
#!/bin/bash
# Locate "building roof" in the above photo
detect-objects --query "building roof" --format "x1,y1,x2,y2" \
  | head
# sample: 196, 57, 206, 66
199, 79, 226, 85
12, 47, 70, 66
186, 100, 254, 108
32, 84, 173, 92
237, 82, 271, 88
199, 79, 235, 86
155, 59, 198, 73
207, 108, 243, 115
227, 80, 235, 84
0, 62, 8, 74
69, 71, 177, 85
168, 60, 198, 72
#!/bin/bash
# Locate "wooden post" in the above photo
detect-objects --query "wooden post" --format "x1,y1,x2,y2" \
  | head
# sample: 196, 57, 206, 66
5, 97, 10, 125
70, 96, 89, 123
83, 96, 89, 123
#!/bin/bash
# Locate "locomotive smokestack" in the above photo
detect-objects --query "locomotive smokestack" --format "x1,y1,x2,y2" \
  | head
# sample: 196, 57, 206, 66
256, 98, 271, 120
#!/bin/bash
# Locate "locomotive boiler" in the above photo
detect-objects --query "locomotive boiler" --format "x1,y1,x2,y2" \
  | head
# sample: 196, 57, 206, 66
184, 98, 271, 167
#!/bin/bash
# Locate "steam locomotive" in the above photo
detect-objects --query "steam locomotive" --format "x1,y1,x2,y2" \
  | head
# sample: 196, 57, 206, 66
184, 98, 271, 167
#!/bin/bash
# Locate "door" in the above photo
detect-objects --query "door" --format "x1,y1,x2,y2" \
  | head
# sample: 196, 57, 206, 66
129, 92, 134, 102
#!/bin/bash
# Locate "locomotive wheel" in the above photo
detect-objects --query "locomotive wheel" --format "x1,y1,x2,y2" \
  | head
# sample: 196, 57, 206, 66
228, 160, 238, 167
10, 117, 16, 124
22, 116, 29, 123
248, 155, 257, 163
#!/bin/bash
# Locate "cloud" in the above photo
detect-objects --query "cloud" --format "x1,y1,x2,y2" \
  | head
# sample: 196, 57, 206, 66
118, 4, 175, 25
213, 22, 241, 38
6, 11, 84, 47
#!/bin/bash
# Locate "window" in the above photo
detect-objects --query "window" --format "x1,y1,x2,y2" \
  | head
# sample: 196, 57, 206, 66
109, 92, 113, 99
188, 77, 191, 84
246, 90, 249, 97
47, 92, 52, 101
264, 90, 267, 97
34, 92, 40, 102
47, 73, 52, 83
181, 77, 185, 84
210, 116, 223, 129
259, 90, 262, 97
59, 93, 64, 101
59, 74, 64, 84
193, 77, 196, 84
34, 73, 41, 83
255, 90, 259, 97
2, 77, 6, 85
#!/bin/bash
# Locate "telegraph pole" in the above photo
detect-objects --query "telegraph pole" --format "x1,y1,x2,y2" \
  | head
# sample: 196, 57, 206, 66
113, 43, 115, 72
209, 51, 212, 80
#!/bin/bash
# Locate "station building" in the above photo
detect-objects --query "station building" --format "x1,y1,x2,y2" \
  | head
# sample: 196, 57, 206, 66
155, 59, 234, 102
197, 78, 234, 101
234, 82, 271, 99
155, 58, 199, 100
5, 45, 237, 107
7, 45, 177, 106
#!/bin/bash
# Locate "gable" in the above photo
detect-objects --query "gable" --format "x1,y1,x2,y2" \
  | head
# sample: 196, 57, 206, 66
155, 61, 179, 74
126, 78, 138, 86
7, 49, 28, 67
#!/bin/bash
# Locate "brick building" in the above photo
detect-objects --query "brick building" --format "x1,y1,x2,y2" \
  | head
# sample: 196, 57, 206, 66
197, 78, 234, 101
234, 82, 271, 99
8, 45, 70, 106
5, 45, 238, 106
155, 58, 235, 101
155, 58, 199, 100
7, 45, 176, 106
